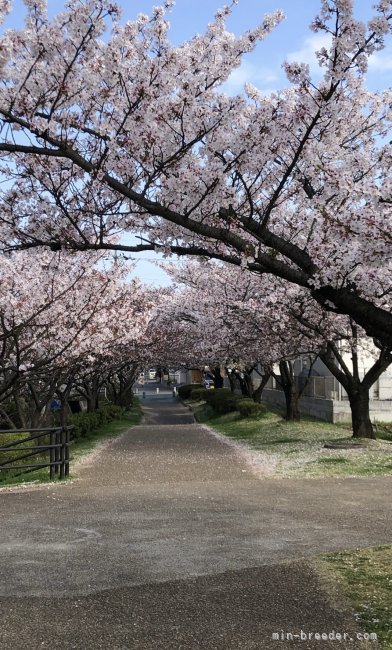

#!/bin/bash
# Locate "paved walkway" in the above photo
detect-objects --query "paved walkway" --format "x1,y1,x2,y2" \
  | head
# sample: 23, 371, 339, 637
0, 393, 391, 649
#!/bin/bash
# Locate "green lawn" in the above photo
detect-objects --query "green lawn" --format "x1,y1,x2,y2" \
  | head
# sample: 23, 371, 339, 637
191, 402, 392, 478
0, 400, 143, 488
317, 546, 392, 649
192, 402, 392, 644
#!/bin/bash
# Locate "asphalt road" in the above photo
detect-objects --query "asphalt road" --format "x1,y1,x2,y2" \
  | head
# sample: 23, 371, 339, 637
0, 394, 390, 649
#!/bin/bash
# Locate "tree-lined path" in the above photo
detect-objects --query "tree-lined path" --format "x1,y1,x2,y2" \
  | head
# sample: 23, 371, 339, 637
0, 395, 391, 649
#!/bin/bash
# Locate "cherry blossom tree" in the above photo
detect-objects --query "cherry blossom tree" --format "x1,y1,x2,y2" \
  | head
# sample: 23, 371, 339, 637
0, 0, 390, 347
0, 248, 156, 427
161, 260, 318, 420
164, 259, 391, 437
290, 294, 392, 438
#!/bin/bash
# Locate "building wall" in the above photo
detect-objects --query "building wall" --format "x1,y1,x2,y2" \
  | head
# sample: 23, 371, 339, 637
262, 388, 392, 423
379, 375, 392, 400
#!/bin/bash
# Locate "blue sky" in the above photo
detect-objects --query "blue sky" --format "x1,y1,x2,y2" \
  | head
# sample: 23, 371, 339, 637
7, 0, 391, 94
3, 1, 391, 285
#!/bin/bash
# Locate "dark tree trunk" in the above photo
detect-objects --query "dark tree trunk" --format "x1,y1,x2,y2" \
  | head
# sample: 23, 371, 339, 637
226, 370, 236, 393
113, 387, 133, 409
83, 375, 101, 412
235, 372, 250, 396
282, 384, 301, 421
253, 372, 271, 403
277, 360, 301, 421
318, 337, 391, 440
86, 391, 99, 413
243, 373, 255, 399
106, 365, 137, 410
119, 371, 137, 409
211, 367, 224, 389
348, 387, 375, 439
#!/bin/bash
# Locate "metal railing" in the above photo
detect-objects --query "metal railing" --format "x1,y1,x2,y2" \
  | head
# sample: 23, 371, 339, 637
0, 426, 73, 480
265, 375, 346, 400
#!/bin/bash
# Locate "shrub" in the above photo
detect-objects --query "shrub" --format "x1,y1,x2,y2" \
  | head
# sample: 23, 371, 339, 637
236, 399, 268, 418
71, 405, 125, 440
205, 388, 242, 414
177, 384, 203, 399
71, 412, 98, 439
98, 404, 125, 422
189, 388, 209, 401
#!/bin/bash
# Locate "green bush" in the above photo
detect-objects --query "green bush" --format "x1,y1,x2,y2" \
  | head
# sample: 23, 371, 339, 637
71, 405, 125, 440
189, 388, 209, 401
98, 404, 125, 423
236, 399, 268, 418
71, 412, 98, 439
205, 388, 242, 414
177, 384, 203, 399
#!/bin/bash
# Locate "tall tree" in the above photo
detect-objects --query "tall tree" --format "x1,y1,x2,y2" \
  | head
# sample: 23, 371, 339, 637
0, 1, 390, 345
0, 249, 156, 427
163, 259, 392, 436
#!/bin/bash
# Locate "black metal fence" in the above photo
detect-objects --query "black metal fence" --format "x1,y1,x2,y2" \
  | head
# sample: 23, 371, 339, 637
0, 426, 73, 481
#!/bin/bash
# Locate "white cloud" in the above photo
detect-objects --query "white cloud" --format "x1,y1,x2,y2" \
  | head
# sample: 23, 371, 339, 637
287, 33, 392, 87
287, 33, 332, 78
368, 43, 392, 73
221, 33, 391, 97
223, 60, 279, 94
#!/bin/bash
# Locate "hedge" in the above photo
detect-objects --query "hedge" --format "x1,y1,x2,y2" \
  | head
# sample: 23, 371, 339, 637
189, 387, 209, 401
71, 405, 125, 440
236, 399, 268, 418
177, 384, 203, 399
204, 388, 242, 414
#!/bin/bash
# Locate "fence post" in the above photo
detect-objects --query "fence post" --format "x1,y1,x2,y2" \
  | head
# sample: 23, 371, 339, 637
50, 430, 56, 480
65, 427, 70, 478
59, 428, 66, 479
55, 429, 60, 477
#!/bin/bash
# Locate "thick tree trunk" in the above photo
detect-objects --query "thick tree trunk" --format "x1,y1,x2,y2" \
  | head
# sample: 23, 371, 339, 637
226, 370, 236, 393
243, 373, 255, 399
348, 387, 375, 439
227, 370, 249, 395
237, 373, 250, 396
113, 388, 133, 410
253, 372, 271, 403
318, 342, 387, 440
30, 408, 49, 429
86, 392, 99, 412
282, 384, 301, 421
277, 361, 301, 421
211, 367, 224, 389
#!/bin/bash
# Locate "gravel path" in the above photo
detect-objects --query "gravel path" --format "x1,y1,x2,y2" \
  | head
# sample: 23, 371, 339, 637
0, 394, 390, 649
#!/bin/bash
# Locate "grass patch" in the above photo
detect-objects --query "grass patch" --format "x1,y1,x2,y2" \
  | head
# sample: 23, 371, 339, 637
263, 436, 304, 445
0, 466, 52, 488
188, 400, 392, 479
317, 546, 392, 648
318, 456, 349, 464
0, 400, 143, 488
0, 431, 51, 487
374, 422, 392, 443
